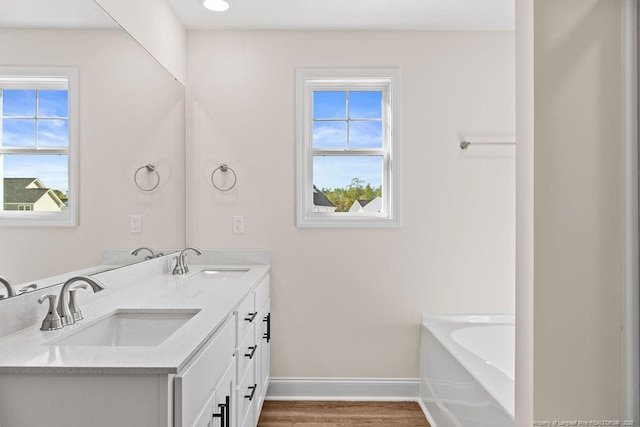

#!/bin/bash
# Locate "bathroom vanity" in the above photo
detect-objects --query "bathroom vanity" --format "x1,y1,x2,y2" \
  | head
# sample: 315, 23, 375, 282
0, 252, 270, 427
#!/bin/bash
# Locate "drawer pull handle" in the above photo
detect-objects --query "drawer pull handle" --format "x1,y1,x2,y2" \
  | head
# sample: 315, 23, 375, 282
244, 384, 257, 401
244, 345, 257, 359
263, 313, 271, 343
244, 312, 257, 322
212, 395, 230, 427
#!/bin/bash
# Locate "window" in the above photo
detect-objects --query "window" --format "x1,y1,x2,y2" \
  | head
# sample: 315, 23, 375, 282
0, 67, 78, 226
296, 68, 401, 227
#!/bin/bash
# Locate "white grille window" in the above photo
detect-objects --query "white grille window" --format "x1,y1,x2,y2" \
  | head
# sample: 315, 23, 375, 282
296, 68, 402, 228
0, 67, 78, 226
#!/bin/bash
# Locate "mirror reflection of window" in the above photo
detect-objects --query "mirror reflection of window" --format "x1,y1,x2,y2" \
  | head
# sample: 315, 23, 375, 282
0, 68, 77, 226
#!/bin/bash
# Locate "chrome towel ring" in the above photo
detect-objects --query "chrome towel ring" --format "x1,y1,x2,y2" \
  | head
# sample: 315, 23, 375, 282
211, 164, 237, 192
134, 164, 160, 192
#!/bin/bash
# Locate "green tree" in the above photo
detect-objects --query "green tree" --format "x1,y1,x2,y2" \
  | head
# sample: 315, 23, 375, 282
321, 178, 381, 212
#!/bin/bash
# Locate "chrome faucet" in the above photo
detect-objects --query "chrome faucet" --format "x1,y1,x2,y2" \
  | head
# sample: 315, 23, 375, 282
131, 246, 156, 260
57, 276, 106, 327
172, 247, 203, 275
0, 276, 16, 300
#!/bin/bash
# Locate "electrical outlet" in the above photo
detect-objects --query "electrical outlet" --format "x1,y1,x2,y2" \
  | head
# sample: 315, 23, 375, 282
232, 215, 244, 234
130, 215, 142, 234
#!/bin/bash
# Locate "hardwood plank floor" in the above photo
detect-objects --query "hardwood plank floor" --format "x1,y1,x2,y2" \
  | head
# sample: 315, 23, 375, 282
257, 401, 430, 427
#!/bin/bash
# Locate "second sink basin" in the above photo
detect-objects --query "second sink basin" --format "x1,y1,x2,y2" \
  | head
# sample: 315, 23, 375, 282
49, 309, 200, 347
201, 268, 250, 280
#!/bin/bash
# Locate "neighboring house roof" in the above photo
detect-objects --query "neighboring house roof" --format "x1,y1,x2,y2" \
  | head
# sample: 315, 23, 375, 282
349, 196, 382, 213
313, 185, 335, 207
4, 178, 64, 207
357, 199, 375, 208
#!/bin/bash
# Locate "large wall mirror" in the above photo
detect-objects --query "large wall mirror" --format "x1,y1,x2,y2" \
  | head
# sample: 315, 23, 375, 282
0, 0, 186, 300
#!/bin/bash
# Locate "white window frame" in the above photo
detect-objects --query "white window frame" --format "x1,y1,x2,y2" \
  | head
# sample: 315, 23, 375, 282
296, 68, 402, 228
0, 66, 78, 227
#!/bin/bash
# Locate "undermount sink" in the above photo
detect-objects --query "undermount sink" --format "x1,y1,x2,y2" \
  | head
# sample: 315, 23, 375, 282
201, 268, 250, 280
48, 309, 200, 347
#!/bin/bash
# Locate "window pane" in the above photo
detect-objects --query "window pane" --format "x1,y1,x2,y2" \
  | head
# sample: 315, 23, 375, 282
313, 155, 383, 213
349, 121, 382, 149
3, 154, 68, 212
38, 90, 68, 118
313, 121, 347, 148
313, 91, 346, 119
2, 119, 35, 147
2, 90, 36, 117
38, 119, 69, 147
349, 91, 382, 119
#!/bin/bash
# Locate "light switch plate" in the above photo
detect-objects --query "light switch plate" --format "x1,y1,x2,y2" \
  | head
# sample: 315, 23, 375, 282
130, 215, 142, 233
232, 215, 244, 234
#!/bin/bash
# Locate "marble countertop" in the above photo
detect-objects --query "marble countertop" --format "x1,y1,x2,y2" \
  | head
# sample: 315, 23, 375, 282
0, 264, 269, 375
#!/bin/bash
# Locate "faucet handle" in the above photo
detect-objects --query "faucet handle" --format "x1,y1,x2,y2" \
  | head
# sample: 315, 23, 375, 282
18, 284, 38, 295
38, 294, 63, 331
172, 256, 185, 275
69, 284, 88, 322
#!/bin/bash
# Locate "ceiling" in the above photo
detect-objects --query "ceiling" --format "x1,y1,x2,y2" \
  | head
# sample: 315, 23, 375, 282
0, 0, 117, 29
168, 0, 515, 31
0, 0, 514, 31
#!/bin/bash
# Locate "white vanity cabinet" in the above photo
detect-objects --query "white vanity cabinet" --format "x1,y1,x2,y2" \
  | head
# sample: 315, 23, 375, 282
177, 273, 271, 427
0, 271, 271, 427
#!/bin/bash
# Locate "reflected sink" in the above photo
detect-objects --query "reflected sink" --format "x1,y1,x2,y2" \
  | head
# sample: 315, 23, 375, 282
49, 309, 200, 347
201, 268, 250, 280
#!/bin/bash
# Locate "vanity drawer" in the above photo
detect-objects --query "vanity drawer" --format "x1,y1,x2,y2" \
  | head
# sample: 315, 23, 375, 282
175, 317, 235, 427
235, 293, 256, 345
254, 275, 269, 316
236, 359, 256, 427
237, 323, 257, 383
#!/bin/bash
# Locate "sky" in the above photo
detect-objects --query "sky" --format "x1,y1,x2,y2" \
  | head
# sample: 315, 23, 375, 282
312, 90, 383, 190
2, 89, 69, 193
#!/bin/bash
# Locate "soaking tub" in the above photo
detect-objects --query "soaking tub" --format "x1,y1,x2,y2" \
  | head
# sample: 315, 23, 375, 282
419, 315, 514, 427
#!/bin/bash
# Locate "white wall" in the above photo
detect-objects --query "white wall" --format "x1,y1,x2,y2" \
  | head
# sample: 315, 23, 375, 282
187, 30, 515, 378
0, 28, 185, 285
533, 0, 623, 420
95, 0, 187, 85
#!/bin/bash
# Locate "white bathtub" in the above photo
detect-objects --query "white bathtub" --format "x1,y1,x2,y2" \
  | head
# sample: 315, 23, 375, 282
419, 315, 514, 427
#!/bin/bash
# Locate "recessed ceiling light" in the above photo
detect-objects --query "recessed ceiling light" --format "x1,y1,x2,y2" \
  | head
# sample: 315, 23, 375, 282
203, 0, 231, 12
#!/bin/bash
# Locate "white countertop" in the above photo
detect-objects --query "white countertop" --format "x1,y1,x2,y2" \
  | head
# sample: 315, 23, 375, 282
0, 264, 270, 375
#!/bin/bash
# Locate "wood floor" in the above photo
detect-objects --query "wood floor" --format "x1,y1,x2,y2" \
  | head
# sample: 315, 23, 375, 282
257, 401, 431, 427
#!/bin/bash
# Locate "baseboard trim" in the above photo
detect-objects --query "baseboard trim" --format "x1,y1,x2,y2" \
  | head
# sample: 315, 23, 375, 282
265, 377, 419, 401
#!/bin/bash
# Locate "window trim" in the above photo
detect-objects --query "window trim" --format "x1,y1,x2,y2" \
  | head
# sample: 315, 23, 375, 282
0, 66, 78, 227
295, 68, 402, 228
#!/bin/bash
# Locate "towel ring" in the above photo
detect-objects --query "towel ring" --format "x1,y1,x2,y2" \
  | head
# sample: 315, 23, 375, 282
134, 164, 160, 192
211, 164, 237, 192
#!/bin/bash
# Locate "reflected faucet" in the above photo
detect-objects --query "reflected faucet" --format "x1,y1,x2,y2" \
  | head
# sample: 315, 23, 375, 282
131, 246, 156, 260
17, 284, 38, 295
172, 247, 203, 275
0, 276, 16, 300
57, 276, 106, 327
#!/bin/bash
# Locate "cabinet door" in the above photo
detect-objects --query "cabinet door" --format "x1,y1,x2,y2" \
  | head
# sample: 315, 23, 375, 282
212, 362, 235, 427
191, 391, 216, 427
175, 318, 235, 427
255, 299, 270, 419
